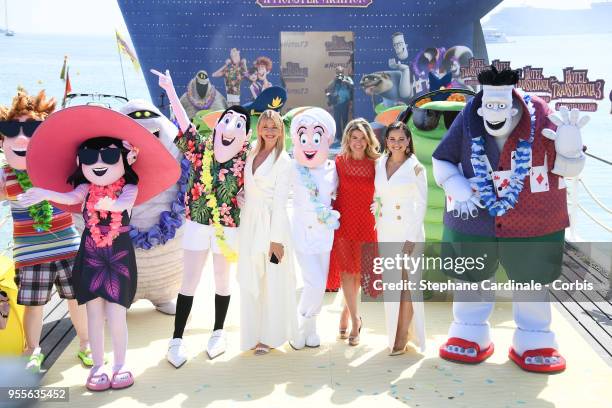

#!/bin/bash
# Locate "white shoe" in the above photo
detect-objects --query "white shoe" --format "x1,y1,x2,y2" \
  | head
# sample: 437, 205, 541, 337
206, 330, 226, 360
155, 300, 177, 315
305, 316, 320, 348
167, 338, 187, 368
290, 315, 306, 350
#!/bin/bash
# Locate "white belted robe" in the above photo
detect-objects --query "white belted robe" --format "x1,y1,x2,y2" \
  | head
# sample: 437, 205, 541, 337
238, 149, 297, 351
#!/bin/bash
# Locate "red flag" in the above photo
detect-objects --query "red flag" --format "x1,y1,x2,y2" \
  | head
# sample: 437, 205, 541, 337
61, 68, 72, 108
64, 68, 72, 96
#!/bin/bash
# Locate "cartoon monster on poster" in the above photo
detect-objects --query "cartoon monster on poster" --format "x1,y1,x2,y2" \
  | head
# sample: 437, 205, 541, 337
433, 66, 589, 373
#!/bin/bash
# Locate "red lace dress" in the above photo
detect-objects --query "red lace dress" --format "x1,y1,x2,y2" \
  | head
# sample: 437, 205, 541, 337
326, 155, 378, 293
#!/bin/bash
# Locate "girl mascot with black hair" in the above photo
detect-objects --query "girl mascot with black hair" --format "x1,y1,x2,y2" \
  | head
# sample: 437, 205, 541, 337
19, 106, 179, 390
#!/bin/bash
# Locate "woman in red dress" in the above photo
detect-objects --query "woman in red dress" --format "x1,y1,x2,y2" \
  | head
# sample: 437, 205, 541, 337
327, 118, 380, 346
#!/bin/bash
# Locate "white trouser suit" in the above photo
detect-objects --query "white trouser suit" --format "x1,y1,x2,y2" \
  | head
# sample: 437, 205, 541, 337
374, 154, 427, 352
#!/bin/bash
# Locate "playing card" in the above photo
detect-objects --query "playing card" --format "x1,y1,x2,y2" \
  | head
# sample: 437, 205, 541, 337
446, 194, 456, 212
492, 170, 513, 197
530, 165, 550, 193
558, 177, 566, 190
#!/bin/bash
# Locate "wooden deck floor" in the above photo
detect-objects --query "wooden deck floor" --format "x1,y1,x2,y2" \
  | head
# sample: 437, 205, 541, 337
38, 244, 611, 373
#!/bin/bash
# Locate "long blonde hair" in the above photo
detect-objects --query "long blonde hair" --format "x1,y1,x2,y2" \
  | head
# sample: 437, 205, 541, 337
250, 109, 285, 161
340, 117, 380, 160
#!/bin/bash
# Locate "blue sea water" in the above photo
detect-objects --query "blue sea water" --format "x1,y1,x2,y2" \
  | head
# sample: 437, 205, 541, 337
0, 32, 610, 250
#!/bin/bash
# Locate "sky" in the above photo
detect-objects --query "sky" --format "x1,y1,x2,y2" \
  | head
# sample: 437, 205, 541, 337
2, 0, 598, 35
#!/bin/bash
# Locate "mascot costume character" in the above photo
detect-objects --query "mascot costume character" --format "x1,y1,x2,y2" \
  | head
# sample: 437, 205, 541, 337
286, 107, 340, 350
152, 69, 250, 366
0, 88, 90, 372
432, 66, 588, 373
117, 100, 188, 315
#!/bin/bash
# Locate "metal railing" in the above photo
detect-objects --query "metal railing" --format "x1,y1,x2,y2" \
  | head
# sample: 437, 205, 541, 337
567, 152, 612, 239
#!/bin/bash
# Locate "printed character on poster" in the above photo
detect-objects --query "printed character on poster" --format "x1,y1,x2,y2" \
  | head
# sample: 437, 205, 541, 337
151, 68, 251, 366
412, 47, 444, 93
247, 66, 261, 101
432, 66, 589, 373
439, 46, 475, 90
325, 66, 354, 145
19, 105, 179, 390
213, 48, 248, 106
0, 88, 90, 373
388, 32, 418, 99
286, 107, 340, 350
179, 70, 227, 121
117, 100, 189, 315
254, 56, 273, 94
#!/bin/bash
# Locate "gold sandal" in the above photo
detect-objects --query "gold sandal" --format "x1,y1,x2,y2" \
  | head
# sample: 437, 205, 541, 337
338, 327, 348, 340
254, 344, 270, 356
348, 317, 362, 347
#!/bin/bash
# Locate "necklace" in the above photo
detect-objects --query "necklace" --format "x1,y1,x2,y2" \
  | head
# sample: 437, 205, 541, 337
14, 170, 53, 232
471, 95, 536, 217
86, 178, 126, 248
297, 164, 340, 230
187, 81, 217, 110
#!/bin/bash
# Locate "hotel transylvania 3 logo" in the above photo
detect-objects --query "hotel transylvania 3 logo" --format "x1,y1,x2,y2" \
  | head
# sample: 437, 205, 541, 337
461, 58, 606, 112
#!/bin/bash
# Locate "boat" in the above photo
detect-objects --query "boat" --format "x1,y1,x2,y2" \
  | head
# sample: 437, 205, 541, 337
3, 0, 13, 36
1, 2, 610, 406
483, 27, 510, 43
117, 0, 502, 120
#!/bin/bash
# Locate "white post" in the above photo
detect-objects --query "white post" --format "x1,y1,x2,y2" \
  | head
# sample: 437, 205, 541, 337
567, 176, 580, 242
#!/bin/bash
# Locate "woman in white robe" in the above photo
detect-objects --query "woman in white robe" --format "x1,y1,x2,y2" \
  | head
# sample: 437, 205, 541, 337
238, 110, 297, 355
373, 121, 427, 355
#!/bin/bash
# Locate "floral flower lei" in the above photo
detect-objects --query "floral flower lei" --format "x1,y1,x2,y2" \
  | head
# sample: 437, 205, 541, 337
187, 81, 217, 110
296, 164, 340, 230
129, 158, 188, 249
14, 170, 53, 232
200, 135, 238, 263
470, 94, 536, 217
86, 178, 126, 248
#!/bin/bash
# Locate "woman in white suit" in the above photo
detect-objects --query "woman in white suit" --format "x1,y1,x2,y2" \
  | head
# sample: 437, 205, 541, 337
238, 109, 297, 355
373, 121, 427, 355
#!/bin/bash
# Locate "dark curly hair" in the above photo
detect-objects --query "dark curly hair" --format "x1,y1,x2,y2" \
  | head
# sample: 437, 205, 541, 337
477, 65, 520, 86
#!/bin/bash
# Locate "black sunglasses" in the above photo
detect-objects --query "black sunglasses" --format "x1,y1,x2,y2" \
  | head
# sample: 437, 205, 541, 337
411, 108, 463, 131
78, 148, 121, 166
399, 89, 476, 131
0, 121, 43, 138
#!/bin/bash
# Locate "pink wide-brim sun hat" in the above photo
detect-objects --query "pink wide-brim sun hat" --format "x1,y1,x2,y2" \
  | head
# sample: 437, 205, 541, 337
26, 105, 180, 213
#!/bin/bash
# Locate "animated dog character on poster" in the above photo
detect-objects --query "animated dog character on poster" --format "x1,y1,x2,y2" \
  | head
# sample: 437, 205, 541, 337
287, 107, 339, 350
432, 66, 588, 373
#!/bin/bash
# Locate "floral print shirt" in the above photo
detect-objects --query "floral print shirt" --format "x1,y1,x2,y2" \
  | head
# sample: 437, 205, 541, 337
224, 63, 246, 96
175, 125, 248, 227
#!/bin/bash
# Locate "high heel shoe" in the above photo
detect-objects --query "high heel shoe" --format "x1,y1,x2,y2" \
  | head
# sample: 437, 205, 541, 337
348, 317, 362, 346
389, 345, 407, 356
338, 327, 348, 340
